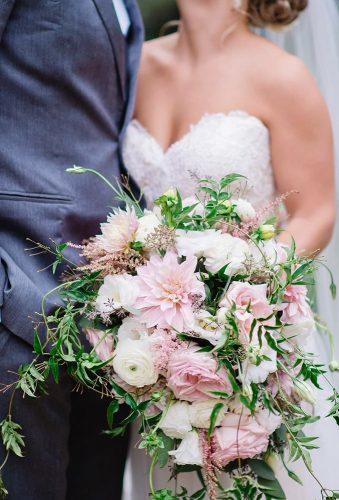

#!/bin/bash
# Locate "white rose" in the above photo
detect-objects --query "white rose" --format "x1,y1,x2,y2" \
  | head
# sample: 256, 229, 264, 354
112, 338, 158, 387
189, 399, 226, 429
241, 336, 277, 384
216, 307, 229, 325
168, 431, 203, 466
135, 211, 161, 244
249, 240, 287, 268
96, 274, 139, 315
191, 310, 224, 346
232, 199, 256, 222
176, 229, 221, 259
255, 408, 282, 434
204, 233, 249, 275
159, 401, 192, 439
117, 317, 148, 342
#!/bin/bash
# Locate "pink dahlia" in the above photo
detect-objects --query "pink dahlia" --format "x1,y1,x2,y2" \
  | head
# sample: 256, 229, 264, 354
134, 251, 205, 331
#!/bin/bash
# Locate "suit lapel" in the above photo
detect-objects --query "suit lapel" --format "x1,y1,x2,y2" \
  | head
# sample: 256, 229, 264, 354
92, 0, 127, 100
120, 0, 144, 135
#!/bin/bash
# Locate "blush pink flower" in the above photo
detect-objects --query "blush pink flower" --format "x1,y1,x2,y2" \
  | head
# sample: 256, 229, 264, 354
97, 207, 139, 253
280, 284, 312, 324
167, 347, 233, 401
134, 251, 205, 331
85, 328, 114, 362
220, 282, 273, 319
212, 413, 269, 466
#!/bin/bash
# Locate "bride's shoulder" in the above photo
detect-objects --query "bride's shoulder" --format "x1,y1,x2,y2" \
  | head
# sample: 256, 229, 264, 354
248, 34, 324, 117
139, 35, 177, 77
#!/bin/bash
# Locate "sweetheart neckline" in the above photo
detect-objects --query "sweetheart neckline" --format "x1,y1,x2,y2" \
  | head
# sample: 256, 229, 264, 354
129, 110, 269, 156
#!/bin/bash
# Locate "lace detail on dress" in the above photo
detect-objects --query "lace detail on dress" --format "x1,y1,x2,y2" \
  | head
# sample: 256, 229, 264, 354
122, 111, 276, 209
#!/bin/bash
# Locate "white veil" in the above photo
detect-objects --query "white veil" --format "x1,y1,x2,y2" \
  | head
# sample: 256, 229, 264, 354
261, 0, 339, 382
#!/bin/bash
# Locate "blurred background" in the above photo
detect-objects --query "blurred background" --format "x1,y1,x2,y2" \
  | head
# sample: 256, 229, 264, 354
137, 0, 178, 40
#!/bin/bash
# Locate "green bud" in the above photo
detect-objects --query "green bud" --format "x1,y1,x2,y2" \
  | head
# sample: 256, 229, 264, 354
151, 391, 162, 402
329, 360, 339, 372
258, 224, 275, 240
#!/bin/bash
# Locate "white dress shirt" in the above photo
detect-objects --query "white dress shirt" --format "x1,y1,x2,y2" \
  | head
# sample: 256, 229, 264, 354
112, 0, 130, 36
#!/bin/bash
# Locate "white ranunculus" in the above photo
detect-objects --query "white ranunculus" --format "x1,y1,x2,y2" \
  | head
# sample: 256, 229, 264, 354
189, 399, 226, 429
168, 431, 203, 466
204, 233, 249, 275
255, 408, 282, 434
191, 309, 224, 345
232, 199, 256, 222
176, 229, 221, 259
112, 338, 158, 387
117, 317, 148, 342
241, 336, 277, 384
96, 274, 139, 315
159, 401, 192, 439
135, 211, 161, 244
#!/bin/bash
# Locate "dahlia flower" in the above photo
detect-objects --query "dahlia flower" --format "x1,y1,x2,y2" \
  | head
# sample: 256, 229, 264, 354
134, 251, 205, 331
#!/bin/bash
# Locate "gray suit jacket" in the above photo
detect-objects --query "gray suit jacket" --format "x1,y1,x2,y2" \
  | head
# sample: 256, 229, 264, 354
0, 0, 144, 346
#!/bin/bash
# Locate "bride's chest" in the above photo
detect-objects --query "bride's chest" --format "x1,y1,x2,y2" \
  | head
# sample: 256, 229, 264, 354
122, 111, 276, 207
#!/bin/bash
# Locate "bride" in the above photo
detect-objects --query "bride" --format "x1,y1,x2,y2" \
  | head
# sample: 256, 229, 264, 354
122, 0, 337, 498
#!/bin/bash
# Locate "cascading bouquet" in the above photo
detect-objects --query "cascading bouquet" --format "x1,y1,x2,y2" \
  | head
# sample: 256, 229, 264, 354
1, 169, 338, 500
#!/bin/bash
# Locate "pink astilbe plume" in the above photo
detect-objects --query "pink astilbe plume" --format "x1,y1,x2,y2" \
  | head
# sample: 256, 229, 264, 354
199, 430, 218, 500
151, 328, 188, 372
225, 191, 297, 239
134, 251, 205, 331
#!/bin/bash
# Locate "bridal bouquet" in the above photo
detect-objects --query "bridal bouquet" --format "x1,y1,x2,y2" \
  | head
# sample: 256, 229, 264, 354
1, 170, 338, 499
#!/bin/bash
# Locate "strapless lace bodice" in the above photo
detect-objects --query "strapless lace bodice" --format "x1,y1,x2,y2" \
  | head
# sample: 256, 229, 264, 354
122, 111, 276, 208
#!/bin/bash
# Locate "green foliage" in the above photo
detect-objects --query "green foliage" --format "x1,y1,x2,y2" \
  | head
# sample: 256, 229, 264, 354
0, 475, 8, 499
0, 418, 25, 458
327, 389, 339, 425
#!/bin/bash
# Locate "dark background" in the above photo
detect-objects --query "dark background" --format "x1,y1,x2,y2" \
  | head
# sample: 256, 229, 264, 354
137, 0, 179, 40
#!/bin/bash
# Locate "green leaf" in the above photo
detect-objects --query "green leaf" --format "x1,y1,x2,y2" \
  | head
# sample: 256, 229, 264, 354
157, 432, 174, 469
0, 474, 8, 498
249, 459, 275, 480
258, 478, 286, 499
49, 358, 59, 383
208, 402, 224, 437
287, 469, 303, 485
106, 399, 120, 429
33, 330, 43, 355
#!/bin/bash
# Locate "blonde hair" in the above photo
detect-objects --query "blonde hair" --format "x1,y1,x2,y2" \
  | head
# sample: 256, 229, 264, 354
247, 0, 308, 27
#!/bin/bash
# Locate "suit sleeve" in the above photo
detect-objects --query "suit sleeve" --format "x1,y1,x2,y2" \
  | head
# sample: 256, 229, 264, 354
0, 0, 16, 42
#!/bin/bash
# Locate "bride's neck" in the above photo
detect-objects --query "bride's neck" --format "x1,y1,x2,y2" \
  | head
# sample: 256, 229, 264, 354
175, 0, 249, 62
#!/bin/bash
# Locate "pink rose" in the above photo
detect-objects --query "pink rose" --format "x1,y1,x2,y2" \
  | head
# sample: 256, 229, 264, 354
85, 328, 114, 362
221, 282, 273, 319
167, 347, 233, 402
280, 285, 312, 324
212, 413, 269, 466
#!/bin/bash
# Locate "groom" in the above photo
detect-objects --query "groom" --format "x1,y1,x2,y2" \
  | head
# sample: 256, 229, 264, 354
0, 1, 143, 498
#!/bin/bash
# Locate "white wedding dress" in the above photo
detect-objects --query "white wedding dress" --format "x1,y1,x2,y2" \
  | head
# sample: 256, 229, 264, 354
121, 111, 339, 499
